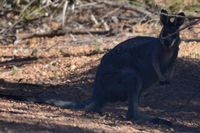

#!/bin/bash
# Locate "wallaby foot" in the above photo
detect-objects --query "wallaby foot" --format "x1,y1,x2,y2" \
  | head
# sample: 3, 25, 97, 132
128, 112, 172, 126
127, 111, 154, 122
84, 101, 103, 114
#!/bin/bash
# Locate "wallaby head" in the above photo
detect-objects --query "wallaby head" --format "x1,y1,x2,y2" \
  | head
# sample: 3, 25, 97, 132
159, 9, 185, 48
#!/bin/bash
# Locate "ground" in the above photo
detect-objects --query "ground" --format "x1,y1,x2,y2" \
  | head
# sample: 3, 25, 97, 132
0, 23, 200, 133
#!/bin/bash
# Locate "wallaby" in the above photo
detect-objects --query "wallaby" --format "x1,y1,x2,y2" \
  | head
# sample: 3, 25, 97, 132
0, 10, 185, 125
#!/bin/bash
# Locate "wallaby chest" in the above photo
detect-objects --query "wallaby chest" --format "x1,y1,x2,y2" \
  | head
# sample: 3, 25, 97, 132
160, 47, 178, 67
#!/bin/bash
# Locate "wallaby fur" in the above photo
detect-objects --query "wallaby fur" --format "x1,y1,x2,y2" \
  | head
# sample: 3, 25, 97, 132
0, 10, 185, 125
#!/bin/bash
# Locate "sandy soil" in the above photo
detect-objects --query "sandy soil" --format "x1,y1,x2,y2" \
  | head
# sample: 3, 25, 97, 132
0, 23, 200, 133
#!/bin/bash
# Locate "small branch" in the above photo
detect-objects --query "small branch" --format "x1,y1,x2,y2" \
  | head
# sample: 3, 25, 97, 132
17, 29, 65, 40
70, 29, 111, 35
91, 14, 99, 25
162, 19, 200, 39
101, 7, 121, 19
76, 5, 104, 10
160, 13, 200, 19
181, 38, 200, 42
76, 2, 98, 9
17, 28, 111, 40
99, 1, 156, 19
159, 12, 200, 41
62, 0, 69, 28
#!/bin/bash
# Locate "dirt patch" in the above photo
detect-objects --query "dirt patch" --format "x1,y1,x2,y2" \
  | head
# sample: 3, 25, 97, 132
0, 24, 200, 132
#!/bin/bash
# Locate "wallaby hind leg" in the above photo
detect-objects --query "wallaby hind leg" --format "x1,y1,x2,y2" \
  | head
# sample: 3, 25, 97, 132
127, 77, 172, 126
126, 76, 155, 122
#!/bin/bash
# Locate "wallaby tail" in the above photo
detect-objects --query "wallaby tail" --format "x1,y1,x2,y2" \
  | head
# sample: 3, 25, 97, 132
44, 99, 92, 109
0, 93, 92, 110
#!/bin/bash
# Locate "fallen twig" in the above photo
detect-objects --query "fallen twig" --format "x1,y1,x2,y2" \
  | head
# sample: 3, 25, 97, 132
16, 28, 111, 40
101, 7, 121, 19
16, 29, 65, 40
181, 38, 200, 42
76, 3, 104, 10
62, 0, 75, 28
160, 13, 200, 19
99, 1, 156, 19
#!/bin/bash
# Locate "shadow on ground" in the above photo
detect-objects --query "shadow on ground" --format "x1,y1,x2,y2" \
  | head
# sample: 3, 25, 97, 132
0, 120, 96, 133
0, 57, 200, 132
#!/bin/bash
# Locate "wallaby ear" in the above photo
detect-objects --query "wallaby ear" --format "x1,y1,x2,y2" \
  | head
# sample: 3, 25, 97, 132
160, 9, 169, 25
174, 12, 185, 27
